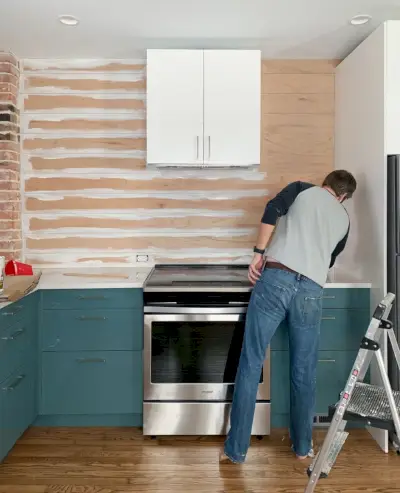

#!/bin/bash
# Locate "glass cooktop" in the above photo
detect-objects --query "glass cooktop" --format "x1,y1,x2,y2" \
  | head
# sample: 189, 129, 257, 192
144, 264, 251, 290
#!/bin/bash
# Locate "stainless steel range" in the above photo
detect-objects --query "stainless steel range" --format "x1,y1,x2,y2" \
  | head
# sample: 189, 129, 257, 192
143, 264, 270, 436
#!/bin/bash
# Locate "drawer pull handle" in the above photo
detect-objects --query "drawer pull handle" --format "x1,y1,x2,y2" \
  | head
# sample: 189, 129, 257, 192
318, 359, 336, 363
77, 316, 107, 321
2, 374, 25, 391
77, 296, 107, 301
1, 328, 25, 341
2, 305, 23, 317
48, 338, 60, 349
76, 358, 106, 364
323, 296, 336, 300
321, 316, 336, 321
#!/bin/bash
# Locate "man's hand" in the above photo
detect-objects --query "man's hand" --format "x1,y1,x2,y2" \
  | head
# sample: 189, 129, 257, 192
248, 253, 264, 285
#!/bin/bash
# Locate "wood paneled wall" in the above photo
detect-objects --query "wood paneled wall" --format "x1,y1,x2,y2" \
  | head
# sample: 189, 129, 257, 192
21, 58, 337, 267
0, 52, 21, 261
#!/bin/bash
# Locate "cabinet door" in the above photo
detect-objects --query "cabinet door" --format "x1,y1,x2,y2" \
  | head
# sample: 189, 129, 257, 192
203, 50, 261, 166
0, 357, 36, 462
147, 49, 204, 165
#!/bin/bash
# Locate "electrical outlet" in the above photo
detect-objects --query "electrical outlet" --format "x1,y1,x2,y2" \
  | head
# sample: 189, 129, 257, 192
136, 254, 149, 263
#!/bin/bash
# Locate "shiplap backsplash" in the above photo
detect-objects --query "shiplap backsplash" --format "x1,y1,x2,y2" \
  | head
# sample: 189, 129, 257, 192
20, 58, 337, 267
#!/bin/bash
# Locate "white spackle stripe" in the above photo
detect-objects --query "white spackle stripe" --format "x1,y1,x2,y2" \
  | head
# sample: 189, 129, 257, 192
25, 189, 267, 200
26, 228, 255, 239
22, 58, 145, 71
23, 168, 266, 181
23, 71, 145, 82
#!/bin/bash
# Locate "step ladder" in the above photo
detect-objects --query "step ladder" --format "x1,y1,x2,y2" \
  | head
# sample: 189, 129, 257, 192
304, 292, 400, 493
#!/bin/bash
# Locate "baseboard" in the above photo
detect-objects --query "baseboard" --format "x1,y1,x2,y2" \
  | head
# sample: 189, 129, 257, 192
34, 413, 143, 427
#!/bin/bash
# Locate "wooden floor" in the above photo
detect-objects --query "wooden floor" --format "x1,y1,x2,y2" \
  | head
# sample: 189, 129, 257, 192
0, 428, 399, 493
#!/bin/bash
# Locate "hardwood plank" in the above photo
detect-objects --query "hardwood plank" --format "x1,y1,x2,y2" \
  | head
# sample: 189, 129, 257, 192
29, 157, 146, 171
23, 137, 145, 151
25, 177, 267, 193
24, 77, 145, 92
25, 234, 257, 251
262, 59, 340, 74
24, 95, 145, 111
262, 74, 334, 94
28, 119, 145, 132
262, 93, 334, 114
0, 428, 398, 493
29, 215, 260, 231
25, 196, 267, 212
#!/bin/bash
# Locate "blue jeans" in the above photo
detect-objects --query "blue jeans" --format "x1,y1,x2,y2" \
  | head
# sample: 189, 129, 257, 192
224, 267, 323, 462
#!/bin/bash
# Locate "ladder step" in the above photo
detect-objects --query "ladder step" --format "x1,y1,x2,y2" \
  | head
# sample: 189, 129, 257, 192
329, 383, 400, 431
307, 431, 349, 479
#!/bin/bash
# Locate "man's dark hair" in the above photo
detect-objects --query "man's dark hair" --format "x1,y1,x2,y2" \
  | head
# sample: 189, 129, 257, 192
322, 170, 357, 199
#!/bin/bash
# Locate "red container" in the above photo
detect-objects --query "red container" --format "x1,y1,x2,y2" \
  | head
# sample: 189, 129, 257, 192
5, 260, 33, 276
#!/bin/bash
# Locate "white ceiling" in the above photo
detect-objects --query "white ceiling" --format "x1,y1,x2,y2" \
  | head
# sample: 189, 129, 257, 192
1, 0, 400, 59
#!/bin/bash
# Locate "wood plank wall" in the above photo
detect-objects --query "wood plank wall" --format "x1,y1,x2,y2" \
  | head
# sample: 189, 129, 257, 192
21, 58, 337, 267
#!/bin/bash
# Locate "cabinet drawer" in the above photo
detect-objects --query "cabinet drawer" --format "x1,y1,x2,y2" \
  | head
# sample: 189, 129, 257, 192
0, 318, 35, 384
0, 292, 38, 332
0, 358, 36, 462
41, 351, 142, 415
322, 289, 369, 309
41, 309, 143, 351
316, 351, 356, 414
42, 289, 143, 310
271, 309, 369, 351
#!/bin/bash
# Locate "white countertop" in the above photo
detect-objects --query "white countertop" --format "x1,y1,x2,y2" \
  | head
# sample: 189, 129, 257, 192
33, 266, 370, 290
36, 266, 153, 290
0, 266, 371, 310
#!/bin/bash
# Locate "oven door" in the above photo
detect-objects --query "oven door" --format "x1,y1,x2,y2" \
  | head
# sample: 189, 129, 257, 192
144, 312, 270, 402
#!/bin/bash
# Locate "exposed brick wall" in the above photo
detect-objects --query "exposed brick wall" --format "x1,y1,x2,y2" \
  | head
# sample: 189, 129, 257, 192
0, 52, 21, 260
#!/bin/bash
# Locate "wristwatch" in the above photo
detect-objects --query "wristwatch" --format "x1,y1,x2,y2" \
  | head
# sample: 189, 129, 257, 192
253, 247, 265, 255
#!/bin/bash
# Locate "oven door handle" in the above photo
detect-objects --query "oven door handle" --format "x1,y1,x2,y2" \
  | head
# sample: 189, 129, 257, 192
143, 306, 248, 314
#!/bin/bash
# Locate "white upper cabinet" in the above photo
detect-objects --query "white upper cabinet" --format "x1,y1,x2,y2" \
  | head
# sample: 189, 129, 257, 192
203, 50, 261, 166
146, 50, 204, 166
146, 49, 261, 167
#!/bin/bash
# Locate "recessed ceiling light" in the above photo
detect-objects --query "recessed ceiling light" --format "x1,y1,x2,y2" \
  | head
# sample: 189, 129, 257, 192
350, 14, 371, 26
58, 15, 79, 26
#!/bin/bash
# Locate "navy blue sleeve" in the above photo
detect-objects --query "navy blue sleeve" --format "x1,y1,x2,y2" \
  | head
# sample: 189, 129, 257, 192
329, 226, 349, 268
261, 181, 314, 225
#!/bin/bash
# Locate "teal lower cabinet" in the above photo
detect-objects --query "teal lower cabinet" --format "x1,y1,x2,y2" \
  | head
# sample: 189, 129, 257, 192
271, 350, 362, 428
0, 292, 38, 462
270, 290, 370, 429
0, 285, 371, 462
36, 288, 144, 427
40, 351, 142, 418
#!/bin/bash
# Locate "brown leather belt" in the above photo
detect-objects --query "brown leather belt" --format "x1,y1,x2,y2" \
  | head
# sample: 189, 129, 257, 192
264, 261, 298, 275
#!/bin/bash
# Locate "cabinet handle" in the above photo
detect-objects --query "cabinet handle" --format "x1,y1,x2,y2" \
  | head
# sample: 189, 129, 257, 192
77, 295, 107, 301
323, 295, 335, 300
196, 136, 199, 160
2, 374, 25, 391
76, 358, 106, 364
1, 328, 25, 341
2, 305, 23, 317
207, 136, 211, 160
318, 359, 336, 363
321, 316, 336, 321
48, 337, 60, 349
77, 316, 107, 321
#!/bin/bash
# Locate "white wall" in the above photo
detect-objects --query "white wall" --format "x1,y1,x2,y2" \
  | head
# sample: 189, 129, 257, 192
386, 21, 400, 155
334, 23, 388, 451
